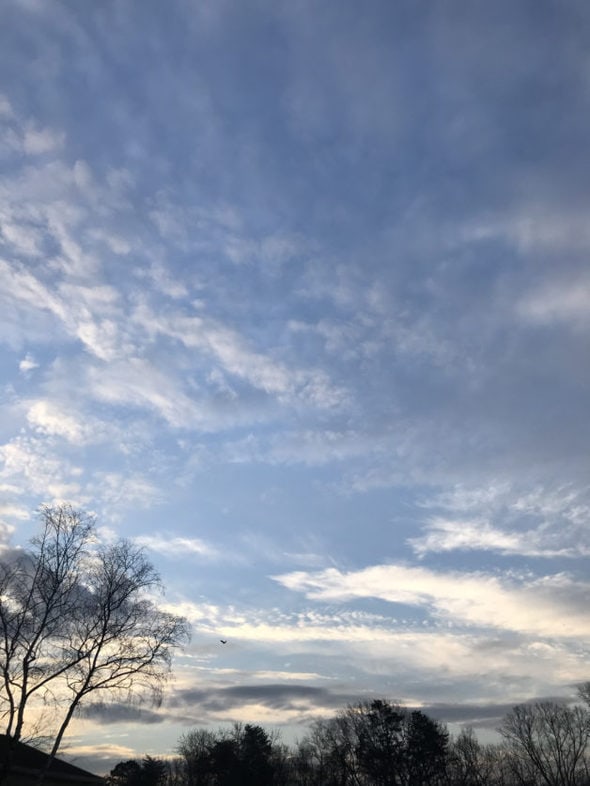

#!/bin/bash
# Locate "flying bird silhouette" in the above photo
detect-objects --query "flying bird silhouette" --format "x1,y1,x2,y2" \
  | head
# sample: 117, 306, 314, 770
220, 639, 227, 644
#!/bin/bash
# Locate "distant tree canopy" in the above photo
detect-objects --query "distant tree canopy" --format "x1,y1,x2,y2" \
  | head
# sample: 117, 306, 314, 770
296, 699, 449, 786
177, 723, 280, 786
107, 756, 169, 786
0, 504, 190, 785
108, 689, 590, 786
499, 696, 590, 786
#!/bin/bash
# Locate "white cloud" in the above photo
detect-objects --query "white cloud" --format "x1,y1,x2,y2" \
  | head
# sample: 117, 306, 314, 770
0, 255, 124, 358
87, 357, 202, 428
75, 319, 124, 361
223, 232, 302, 269
0, 505, 28, 551
60, 743, 140, 768
511, 485, 590, 522
0, 436, 82, 497
419, 483, 512, 514
59, 282, 120, 309
25, 398, 123, 449
0, 153, 132, 290
235, 669, 327, 681
134, 533, 216, 559
19, 353, 39, 373
170, 600, 590, 697
133, 306, 292, 395
408, 517, 590, 559
1, 220, 44, 256
269, 428, 380, 465
462, 209, 590, 255
27, 400, 87, 444
92, 472, 162, 511
136, 263, 188, 298
222, 428, 384, 468
517, 276, 590, 329
412, 484, 590, 558
131, 303, 349, 409
0, 259, 68, 323
88, 228, 132, 256
201, 322, 293, 395
0, 503, 29, 520
0, 483, 24, 495
409, 518, 521, 556
45, 482, 83, 502
0, 522, 16, 552
22, 125, 65, 155
422, 483, 590, 525
272, 564, 590, 638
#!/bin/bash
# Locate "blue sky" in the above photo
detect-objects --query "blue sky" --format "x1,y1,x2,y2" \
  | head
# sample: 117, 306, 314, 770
1, 0, 590, 773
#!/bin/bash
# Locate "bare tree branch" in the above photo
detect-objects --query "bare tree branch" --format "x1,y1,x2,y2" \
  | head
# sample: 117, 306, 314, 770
0, 505, 190, 786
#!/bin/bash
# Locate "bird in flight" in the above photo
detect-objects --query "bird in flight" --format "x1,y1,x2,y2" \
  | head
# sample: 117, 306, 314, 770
220, 639, 227, 644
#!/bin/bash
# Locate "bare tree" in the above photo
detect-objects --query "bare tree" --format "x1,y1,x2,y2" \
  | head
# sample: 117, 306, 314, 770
312, 711, 362, 786
0, 505, 190, 785
44, 540, 190, 770
500, 701, 590, 786
448, 728, 506, 786
177, 728, 217, 786
0, 506, 94, 780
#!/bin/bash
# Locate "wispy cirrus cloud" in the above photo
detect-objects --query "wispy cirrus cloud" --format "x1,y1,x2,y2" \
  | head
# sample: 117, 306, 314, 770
273, 564, 590, 638
409, 517, 590, 559
410, 483, 590, 559
86, 357, 202, 429
160, 595, 590, 728
461, 205, 590, 256
26, 400, 91, 445
134, 533, 217, 560
0, 95, 64, 157
90, 472, 163, 512
131, 303, 349, 410
0, 436, 82, 498
0, 258, 130, 361
517, 275, 590, 329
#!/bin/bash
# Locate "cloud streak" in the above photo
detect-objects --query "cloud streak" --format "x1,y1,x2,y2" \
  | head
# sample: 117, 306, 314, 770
409, 517, 590, 559
273, 565, 590, 638
134, 533, 216, 560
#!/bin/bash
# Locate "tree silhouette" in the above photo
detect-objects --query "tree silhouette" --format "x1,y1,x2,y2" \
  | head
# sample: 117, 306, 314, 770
106, 759, 142, 786
107, 757, 168, 786
0, 505, 190, 785
500, 701, 590, 786
209, 737, 241, 786
294, 699, 449, 786
240, 724, 274, 786
177, 729, 216, 786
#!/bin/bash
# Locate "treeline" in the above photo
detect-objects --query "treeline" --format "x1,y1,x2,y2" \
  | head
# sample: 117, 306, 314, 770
107, 687, 590, 786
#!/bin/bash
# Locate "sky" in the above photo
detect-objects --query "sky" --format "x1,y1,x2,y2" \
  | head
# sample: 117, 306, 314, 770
1, 0, 590, 774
